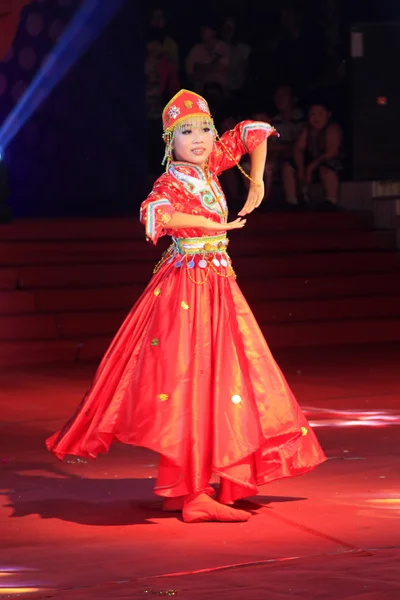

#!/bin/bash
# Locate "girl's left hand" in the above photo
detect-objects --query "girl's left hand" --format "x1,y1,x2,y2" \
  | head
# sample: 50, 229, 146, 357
238, 181, 265, 216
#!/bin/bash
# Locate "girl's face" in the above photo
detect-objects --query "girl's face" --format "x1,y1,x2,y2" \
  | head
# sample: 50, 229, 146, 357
172, 121, 214, 166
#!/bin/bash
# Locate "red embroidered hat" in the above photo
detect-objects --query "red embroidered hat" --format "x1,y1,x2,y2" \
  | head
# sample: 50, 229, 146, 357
162, 89, 213, 133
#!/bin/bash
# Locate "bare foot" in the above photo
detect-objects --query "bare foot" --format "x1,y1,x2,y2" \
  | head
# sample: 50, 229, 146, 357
182, 492, 251, 523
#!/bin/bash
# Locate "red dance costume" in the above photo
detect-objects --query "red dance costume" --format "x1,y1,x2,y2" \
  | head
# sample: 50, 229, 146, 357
47, 91, 326, 506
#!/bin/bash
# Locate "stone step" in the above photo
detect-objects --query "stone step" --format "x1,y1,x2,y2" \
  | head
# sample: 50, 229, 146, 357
3, 294, 400, 341
0, 230, 395, 266
1, 251, 399, 290
0, 212, 373, 241
2, 314, 400, 365
2, 270, 400, 315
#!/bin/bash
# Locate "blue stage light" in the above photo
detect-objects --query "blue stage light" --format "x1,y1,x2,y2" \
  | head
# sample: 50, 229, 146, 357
0, 0, 127, 152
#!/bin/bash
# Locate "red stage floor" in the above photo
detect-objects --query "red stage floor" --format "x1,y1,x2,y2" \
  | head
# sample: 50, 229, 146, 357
1, 344, 400, 599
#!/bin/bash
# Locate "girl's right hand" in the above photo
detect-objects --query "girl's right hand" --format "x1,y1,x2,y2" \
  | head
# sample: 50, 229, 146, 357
201, 218, 246, 233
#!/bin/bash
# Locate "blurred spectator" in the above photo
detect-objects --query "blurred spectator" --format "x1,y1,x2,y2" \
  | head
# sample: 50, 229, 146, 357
0, 0, 32, 61
270, 85, 305, 160
220, 17, 251, 100
145, 28, 180, 181
185, 24, 230, 94
282, 98, 343, 208
252, 111, 270, 123
149, 7, 180, 68
273, 7, 322, 94
240, 111, 275, 200
202, 81, 229, 130
264, 85, 305, 199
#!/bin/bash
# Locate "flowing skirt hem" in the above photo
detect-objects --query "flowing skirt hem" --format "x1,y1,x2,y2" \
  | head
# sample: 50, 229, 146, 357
46, 426, 327, 501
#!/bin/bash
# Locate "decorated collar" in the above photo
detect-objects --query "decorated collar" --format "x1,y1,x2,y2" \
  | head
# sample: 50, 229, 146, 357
169, 163, 212, 195
170, 162, 208, 180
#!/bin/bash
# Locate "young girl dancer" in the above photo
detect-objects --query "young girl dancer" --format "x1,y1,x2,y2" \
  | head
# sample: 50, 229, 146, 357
47, 89, 326, 523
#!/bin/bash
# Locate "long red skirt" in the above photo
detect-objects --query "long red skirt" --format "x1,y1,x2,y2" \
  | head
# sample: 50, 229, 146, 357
46, 252, 326, 502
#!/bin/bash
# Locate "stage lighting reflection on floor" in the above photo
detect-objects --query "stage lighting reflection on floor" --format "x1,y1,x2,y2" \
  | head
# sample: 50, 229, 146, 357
0, 567, 42, 596
302, 407, 400, 429
330, 493, 400, 515
0, 568, 37, 573
0, 588, 40, 595
365, 497, 400, 508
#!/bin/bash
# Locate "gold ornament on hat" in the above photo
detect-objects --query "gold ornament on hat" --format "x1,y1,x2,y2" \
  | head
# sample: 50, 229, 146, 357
161, 89, 264, 186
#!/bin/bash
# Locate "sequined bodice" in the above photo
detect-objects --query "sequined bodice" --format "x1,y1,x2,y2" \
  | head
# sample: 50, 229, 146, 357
169, 162, 228, 223
140, 119, 275, 245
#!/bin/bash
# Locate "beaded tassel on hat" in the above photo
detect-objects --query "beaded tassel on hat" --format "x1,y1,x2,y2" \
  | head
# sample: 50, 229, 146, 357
161, 131, 173, 170
161, 88, 272, 186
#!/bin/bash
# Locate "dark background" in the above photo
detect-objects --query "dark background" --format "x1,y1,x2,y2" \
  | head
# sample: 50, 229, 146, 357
1, 0, 400, 218
0, 0, 146, 218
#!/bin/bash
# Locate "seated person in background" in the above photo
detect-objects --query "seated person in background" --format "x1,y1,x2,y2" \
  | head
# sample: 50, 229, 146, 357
267, 85, 305, 200
148, 7, 180, 68
240, 110, 274, 200
282, 99, 343, 208
270, 85, 305, 163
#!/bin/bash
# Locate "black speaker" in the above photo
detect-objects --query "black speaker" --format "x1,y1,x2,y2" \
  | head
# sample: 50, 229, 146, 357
349, 23, 400, 180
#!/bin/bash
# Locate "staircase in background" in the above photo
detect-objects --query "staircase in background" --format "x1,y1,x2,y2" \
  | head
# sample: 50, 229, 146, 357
1, 212, 400, 366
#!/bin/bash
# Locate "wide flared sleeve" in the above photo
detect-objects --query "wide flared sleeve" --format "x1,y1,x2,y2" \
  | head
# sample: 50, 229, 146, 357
209, 120, 277, 175
140, 186, 176, 245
